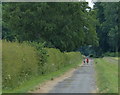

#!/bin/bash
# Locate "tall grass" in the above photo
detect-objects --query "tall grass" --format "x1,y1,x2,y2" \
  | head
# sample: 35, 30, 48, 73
2, 40, 82, 91
2, 40, 39, 90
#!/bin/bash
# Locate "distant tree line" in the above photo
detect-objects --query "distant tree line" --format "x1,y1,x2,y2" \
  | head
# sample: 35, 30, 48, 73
94, 2, 120, 55
2, 2, 119, 54
2, 2, 98, 52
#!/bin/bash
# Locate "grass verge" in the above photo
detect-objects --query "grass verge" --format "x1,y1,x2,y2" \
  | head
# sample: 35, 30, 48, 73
94, 58, 118, 93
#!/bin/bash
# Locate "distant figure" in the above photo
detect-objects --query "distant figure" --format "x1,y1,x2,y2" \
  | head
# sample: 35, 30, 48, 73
86, 58, 89, 64
82, 57, 86, 65
83, 60, 86, 64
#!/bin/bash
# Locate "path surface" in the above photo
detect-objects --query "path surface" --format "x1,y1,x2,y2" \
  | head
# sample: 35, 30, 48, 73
49, 59, 97, 93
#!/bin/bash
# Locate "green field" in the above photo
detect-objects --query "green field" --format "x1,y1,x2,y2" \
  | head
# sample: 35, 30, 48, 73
94, 58, 118, 93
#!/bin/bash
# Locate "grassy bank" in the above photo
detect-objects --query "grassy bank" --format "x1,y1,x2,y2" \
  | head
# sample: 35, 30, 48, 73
2, 40, 82, 93
94, 58, 118, 93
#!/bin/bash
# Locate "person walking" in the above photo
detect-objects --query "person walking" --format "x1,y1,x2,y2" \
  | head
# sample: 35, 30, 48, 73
82, 57, 86, 65
86, 58, 89, 64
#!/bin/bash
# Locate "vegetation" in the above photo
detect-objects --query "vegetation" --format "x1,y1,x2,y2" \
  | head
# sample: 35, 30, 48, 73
2, 40, 82, 92
3, 58, 81, 93
2, 2, 119, 93
3, 2, 119, 55
94, 58, 118, 93
2, 2, 98, 52
103, 52, 120, 57
79, 2, 120, 57
94, 2, 120, 56
2, 40, 39, 90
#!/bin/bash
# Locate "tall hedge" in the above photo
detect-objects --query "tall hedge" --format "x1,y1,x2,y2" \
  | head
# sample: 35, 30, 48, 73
2, 41, 82, 90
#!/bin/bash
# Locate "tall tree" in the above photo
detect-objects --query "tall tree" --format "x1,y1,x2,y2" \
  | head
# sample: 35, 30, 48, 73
2, 2, 98, 51
94, 2, 119, 53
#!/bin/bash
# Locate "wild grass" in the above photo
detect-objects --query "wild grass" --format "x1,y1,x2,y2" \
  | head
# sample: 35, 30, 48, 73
94, 58, 118, 93
112, 57, 120, 60
2, 40, 39, 90
2, 40, 82, 93
3, 60, 81, 93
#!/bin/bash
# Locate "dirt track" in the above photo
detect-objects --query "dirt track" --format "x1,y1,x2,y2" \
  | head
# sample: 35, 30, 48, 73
30, 59, 97, 93
49, 59, 97, 93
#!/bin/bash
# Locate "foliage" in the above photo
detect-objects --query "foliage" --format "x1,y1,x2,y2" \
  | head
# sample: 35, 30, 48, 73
2, 40, 39, 90
2, 2, 98, 51
94, 2, 119, 53
28, 41, 48, 75
3, 58, 82, 93
2, 41, 82, 90
44, 48, 82, 74
103, 52, 120, 57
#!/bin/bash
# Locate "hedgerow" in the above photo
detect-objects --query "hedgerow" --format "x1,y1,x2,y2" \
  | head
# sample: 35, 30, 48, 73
2, 40, 82, 90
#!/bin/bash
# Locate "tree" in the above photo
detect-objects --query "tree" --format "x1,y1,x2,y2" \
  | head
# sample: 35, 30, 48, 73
2, 2, 98, 51
94, 2, 119, 53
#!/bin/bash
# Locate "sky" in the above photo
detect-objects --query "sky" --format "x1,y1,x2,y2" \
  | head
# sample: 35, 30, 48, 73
85, 0, 94, 8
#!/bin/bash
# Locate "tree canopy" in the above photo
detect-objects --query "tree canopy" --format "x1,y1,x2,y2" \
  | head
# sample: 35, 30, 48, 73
94, 2, 119, 53
2, 2, 98, 52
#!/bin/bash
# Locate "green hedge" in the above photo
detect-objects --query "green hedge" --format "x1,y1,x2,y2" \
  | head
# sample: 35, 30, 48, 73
44, 48, 82, 74
2, 41, 82, 90
2, 40, 39, 90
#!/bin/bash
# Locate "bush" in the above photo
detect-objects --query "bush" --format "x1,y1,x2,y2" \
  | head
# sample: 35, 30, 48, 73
2, 41, 82, 90
28, 42, 48, 75
43, 48, 82, 74
2, 40, 39, 90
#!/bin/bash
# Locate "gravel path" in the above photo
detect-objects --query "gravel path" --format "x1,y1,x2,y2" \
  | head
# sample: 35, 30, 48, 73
49, 59, 97, 93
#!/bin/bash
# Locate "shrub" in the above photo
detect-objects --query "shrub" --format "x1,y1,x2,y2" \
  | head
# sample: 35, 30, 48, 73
2, 40, 39, 90
2, 41, 82, 90
44, 48, 82, 74
28, 42, 48, 75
